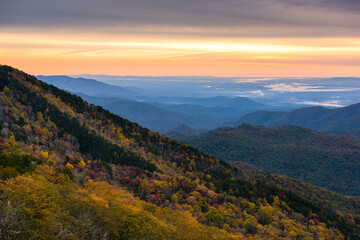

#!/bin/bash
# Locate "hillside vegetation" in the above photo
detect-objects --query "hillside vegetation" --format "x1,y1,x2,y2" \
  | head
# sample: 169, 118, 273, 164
0, 65, 359, 239
184, 124, 360, 196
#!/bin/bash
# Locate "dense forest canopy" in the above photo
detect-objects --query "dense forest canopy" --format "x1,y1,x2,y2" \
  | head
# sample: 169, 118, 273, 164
184, 124, 360, 196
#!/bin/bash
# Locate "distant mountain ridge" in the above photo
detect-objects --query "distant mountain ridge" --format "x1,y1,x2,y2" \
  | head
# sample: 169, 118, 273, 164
179, 96, 267, 109
148, 95, 268, 109
226, 102, 360, 133
103, 99, 212, 133
164, 124, 207, 140
37, 75, 274, 133
74, 93, 270, 133
76, 93, 121, 106
37, 75, 135, 97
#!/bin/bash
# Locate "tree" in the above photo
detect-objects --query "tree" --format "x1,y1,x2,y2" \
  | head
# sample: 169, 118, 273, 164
0, 186, 23, 240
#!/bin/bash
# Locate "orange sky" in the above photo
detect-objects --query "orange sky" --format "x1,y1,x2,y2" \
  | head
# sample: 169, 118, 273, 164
1, 0, 360, 77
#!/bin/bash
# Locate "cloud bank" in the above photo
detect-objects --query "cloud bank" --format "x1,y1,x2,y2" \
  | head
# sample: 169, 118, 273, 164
1, 0, 359, 38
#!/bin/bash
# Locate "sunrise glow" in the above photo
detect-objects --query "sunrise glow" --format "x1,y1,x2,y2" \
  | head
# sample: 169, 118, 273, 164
1, 0, 360, 77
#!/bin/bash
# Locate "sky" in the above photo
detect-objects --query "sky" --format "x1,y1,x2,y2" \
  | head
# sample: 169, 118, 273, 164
1, 0, 360, 77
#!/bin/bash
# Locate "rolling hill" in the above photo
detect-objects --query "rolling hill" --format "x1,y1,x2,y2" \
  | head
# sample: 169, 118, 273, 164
226, 103, 360, 133
164, 124, 207, 140
141, 95, 268, 109
103, 99, 212, 133
153, 103, 248, 122
0, 65, 359, 239
184, 124, 360, 196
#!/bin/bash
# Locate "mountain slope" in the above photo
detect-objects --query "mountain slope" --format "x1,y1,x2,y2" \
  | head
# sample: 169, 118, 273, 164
184, 124, 360, 196
104, 99, 211, 133
154, 103, 247, 122
231, 166, 360, 219
72, 94, 218, 133
165, 124, 207, 140
189, 96, 267, 109
227, 103, 360, 133
76, 92, 121, 106
0, 65, 358, 239
226, 110, 286, 127
146, 96, 268, 109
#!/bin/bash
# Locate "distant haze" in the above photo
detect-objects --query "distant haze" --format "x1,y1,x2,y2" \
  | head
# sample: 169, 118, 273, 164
69, 75, 360, 107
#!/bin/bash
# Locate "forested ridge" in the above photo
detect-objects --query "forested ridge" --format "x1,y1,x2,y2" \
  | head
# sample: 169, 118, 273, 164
226, 103, 360, 133
0, 65, 359, 239
184, 124, 360, 196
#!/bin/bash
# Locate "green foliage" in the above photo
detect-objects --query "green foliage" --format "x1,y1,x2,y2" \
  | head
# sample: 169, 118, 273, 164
185, 124, 360, 196
244, 219, 257, 234
245, 170, 360, 218
0, 166, 19, 180
0, 154, 42, 175
257, 205, 274, 225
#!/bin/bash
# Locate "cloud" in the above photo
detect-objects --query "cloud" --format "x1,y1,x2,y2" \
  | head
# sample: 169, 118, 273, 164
1, 0, 359, 76
1, 0, 359, 38
265, 83, 357, 92
278, 0, 360, 12
249, 90, 265, 96
296, 100, 344, 107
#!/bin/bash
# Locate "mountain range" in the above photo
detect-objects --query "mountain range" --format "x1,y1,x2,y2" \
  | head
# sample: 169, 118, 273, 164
1, 65, 359, 239
37, 75, 271, 132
